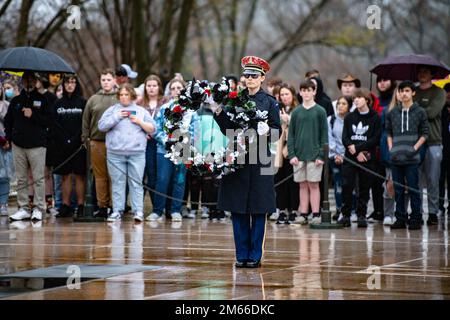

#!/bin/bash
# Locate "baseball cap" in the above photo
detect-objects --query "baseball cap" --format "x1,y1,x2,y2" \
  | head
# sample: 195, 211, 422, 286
116, 64, 138, 79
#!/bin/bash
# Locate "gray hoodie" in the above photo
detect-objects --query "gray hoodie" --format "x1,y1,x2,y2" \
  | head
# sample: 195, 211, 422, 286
386, 102, 429, 165
98, 102, 155, 155
327, 114, 345, 159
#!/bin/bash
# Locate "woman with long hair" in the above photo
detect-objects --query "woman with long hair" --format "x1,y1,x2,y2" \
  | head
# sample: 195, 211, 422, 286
380, 85, 401, 225
146, 78, 198, 223
52, 74, 87, 217
328, 96, 352, 221
139, 75, 167, 204
272, 83, 300, 224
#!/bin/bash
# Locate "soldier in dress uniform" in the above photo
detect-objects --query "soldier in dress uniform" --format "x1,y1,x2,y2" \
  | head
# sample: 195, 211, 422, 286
211, 56, 281, 268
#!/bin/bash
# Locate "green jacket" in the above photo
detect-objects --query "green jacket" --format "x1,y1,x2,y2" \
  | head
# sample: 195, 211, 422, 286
414, 85, 446, 145
82, 89, 118, 142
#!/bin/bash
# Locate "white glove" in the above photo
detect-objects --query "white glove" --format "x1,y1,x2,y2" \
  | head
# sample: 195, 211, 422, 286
204, 93, 215, 105
207, 102, 220, 114
257, 121, 270, 136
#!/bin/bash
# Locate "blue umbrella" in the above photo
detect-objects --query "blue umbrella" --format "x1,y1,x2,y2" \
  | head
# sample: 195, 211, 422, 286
0, 46, 75, 74
370, 54, 450, 82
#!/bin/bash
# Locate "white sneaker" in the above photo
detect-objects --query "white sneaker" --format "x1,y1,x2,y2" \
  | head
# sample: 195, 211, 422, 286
383, 216, 394, 226
184, 210, 196, 219
201, 207, 209, 219
31, 208, 43, 221
311, 215, 321, 225
107, 212, 122, 222
146, 212, 161, 221
47, 207, 59, 216
171, 212, 182, 222
10, 208, 31, 221
0, 204, 8, 216
181, 206, 189, 216
350, 212, 358, 223
134, 212, 144, 222
298, 215, 308, 225
225, 211, 231, 217
269, 210, 279, 221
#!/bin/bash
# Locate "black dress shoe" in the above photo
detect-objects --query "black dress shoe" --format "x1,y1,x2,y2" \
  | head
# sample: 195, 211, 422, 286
427, 214, 438, 226
391, 219, 407, 229
246, 260, 261, 268
235, 261, 247, 268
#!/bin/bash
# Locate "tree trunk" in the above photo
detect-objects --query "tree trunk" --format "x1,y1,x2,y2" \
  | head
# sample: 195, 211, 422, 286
132, 0, 150, 84
193, 9, 208, 79
238, 0, 258, 74
158, 0, 174, 79
0, 0, 13, 19
171, 0, 195, 74
228, 0, 238, 74
16, 0, 35, 46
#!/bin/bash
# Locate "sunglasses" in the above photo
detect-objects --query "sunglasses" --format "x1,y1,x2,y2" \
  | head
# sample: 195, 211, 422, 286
243, 74, 260, 79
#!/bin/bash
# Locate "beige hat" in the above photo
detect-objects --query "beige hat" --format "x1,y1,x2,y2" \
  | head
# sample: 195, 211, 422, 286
337, 74, 361, 90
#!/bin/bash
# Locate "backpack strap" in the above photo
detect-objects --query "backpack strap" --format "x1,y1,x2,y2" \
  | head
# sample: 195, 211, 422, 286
329, 114, 336, 130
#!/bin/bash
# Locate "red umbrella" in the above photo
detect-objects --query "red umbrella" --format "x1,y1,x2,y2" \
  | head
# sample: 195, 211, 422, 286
370, 54, 450, 82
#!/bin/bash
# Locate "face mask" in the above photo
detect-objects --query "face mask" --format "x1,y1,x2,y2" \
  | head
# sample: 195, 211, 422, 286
5, 89, 14, 99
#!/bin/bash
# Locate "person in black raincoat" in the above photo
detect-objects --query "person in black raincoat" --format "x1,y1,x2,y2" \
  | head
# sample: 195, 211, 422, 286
211, 56, 281, 268
51, 74, 87, 217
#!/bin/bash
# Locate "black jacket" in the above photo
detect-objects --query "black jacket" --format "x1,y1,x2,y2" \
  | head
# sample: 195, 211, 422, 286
213, 89, 281, 214
52, 93, 86, 149
309, 77, 334, 116
4, 89, 53, 148
342, 108, 381, 164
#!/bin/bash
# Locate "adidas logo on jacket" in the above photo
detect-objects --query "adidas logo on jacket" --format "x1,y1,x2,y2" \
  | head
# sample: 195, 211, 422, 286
342, 108, 381, 163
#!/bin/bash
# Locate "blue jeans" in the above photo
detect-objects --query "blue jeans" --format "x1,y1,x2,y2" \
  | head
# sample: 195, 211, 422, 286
0, 178, 9, 205
392, 164, 421, 223
330, 161, 356, 212
53, 174, 77, 209
144, 139, 157, 203
107, 152, 146, 213
330, 161, 343, 209
152, 152, 186, 215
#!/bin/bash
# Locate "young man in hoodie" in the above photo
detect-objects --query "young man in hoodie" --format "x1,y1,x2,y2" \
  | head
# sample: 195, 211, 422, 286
339, 88, 381, 228
414, 66, 446, 225
81, 69, 118, 218
4, 71, 53, 221
387, 81, 429, 230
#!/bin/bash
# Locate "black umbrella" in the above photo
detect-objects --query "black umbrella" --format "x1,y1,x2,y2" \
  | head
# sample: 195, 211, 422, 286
370, 54, 450, 82
0, 46, 75, 74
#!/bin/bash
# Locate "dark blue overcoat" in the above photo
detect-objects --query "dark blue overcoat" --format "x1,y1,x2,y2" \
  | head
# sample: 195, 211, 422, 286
213, 89, 281, 214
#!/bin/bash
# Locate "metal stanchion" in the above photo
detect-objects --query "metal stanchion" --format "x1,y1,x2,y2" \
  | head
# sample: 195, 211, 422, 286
310, 143, 343, 229
74, 141, 105, 222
